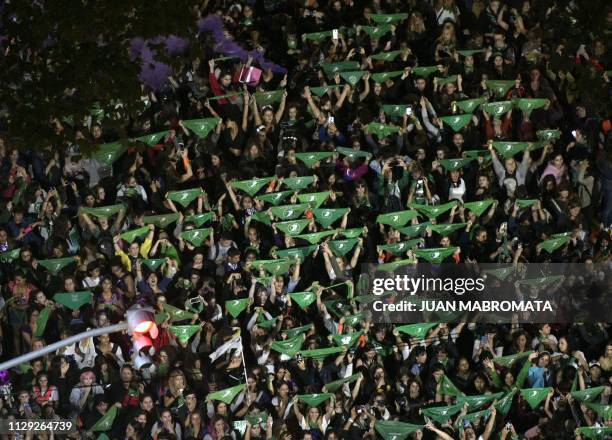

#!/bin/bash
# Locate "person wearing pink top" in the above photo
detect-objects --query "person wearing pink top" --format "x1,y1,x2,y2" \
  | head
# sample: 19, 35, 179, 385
539, 153, 568, 185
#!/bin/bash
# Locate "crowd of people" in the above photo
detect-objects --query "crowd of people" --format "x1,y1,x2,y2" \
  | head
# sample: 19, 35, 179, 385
0, 0, 611, 439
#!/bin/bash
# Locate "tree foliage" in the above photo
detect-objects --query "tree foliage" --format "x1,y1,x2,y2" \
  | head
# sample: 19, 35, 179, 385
0, 0, 197, 151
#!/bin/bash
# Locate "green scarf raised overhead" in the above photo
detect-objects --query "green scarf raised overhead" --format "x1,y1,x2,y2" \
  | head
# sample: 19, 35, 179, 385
371, 50, 403, 62
327, 238, 359, 256
207, 383, 245, 404
163, 303, 197, 322
54, 291, 93, 310
440, 376, 464, 396
482, 101, 513, 117
370, 13, 408, 24
366, 122, 400, 139
292, 230, 337, 244
375, 420, 423, 440
38, 257, 76, 276
295, 152, 334, 167
226, 298, 250, 318
514, 98, 549, 112
312, 208, 348, 228
184, 212, 214, 227
463, 200, 495, 217
170, 325, 201, 344
230, 177, 274, 197
297, 393, 333, 407
167, 188, 205, 208
275, 245, 317, 262
457, 392, 504, 411
297, 191, 330, 209
79, 204, 123, 218
331, 331, 363, 348
398, 222, 430, 238
520, 387, 552, 409
411, 66, 438, 77
271, 334, 305, 358
539, 236, 570, 253
377, 210, 419, 228
493, 351, 533, 368
336, 146, 372, 160
396, 323, 438, 339
270, 203, 309, 220
323, 373, 361, 393
282, 176, 316, 191
289, 292, 317, 310
378, 239, 423, 255
411, 200, 458, 219
455, 97, 487, 113
34, 306, 52, 338
274, 219, 311, 236
486, 80, 515, 97
93, 142, 127, 165
340, 71, 368, 86
570, 386, 606, 402
300, 346, 344, 360
421, 403, 463, 423
492, 141, 529, 158
136, 131, 168, 146
537, 129, 561, 142
91, 405, 118, 432
439, 114, 473, 132
256, 191, 293, 206
182, 118, 220, 138
415, 247, 458, 264
253, 90, 285, 106
180, 228, 212, 246
371, 71, 404, 83
252, 259, 291, 276
341, 227, 366, 239
120, 226, 150, 243
429, 223, 467, 236
142, 213, 180, 228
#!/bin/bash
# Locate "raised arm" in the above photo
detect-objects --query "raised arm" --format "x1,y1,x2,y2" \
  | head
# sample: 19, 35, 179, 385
275, 88, 288, 123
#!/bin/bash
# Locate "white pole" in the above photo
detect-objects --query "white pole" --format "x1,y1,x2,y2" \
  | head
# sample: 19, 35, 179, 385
239, 335, 251, 405
0, 322, 128, 371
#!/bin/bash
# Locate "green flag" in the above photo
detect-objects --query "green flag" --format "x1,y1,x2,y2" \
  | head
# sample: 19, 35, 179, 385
439, 114, 473, 132
293, 230, 337, 244
371, 71, 404, 83
366, 122, 400, 138
93, 142, 127, 165
312, 208, 349, 228
120, 226, 150, 243
275, 219, 311, 236
537, 129, 561, 141
360, 24, 392, 38
463, 200, 495, 217
297, 393, 333, 407
378, 239, 423, 256
515, 199, 539, 208
517, 275, 564, 288
163, 303, 197, 322
570, 386, 606, 402
370, 13, 409, 24
486, 80, 515, 97
246, 411, 269, 427
136, 131, 168, 146
0, 248, 20, 262
396, 323, 438, 339
340, 71, 368, 86
382, 104, 411, 119
577, 427, 612, 440
377, 210, 419, 228
289, 291, 317, 310
254, 90, 285, 106
34, 306, 52, 338
493, 351, 533, 368
332, 331, 363, 347
301, 347, 345, 360
184, 212, 214, 227
253, 259, 292, 276
256, 191, 293, 206
482, 101, 513, 117
463, 149, 492, 161
53, 292, 93, 310
271, 203, 310, 220
256, 315, 278, 329
285, 324, 314, 339
371, 50, 403, 61
323, 373, 361, 393
520, 387, 552, 409
429, 223, 467, 236
344, 312, 365, 327
492, 141, 529, 158
309, 85, 341, 97
328, 238, 359, 256
440, 375, 464, 397
208, 383, 245, 404
540, 236, 570, 253
321, 61, 360, 76
336, 146, 372, 160
421, 403, 463, 423
142, 213, 180, 228
79, 204, 123, 218
439, 157, 474, 170
483, 266, 515, 281
91, 405, 118, 432
411, 200, 458, 219
584, 403, 612, 420
437, 75, 458, 85
412, 66, 439, 77
457, 393, 504, 411
271, 334, 306, 357
167, 188, 205, 208
495, 389, 517, 415
38, 257, 76, 276
297, 191, 330, 209
208, 92, 242, 102
455, 97, 486, 113
230, 177, 275, 197
341, 227, 366, 239
180, 228, 211, 246
375, 420, 423, 440
282, 176, 316, 191
457, 49, 486, 57
226, 298, 249, 318
378, 258, 415, 272
275, 245, 317, 262
250, 211, 271, 226
514, 98, 549, 112
303, 30, 333, 42
415, 247, 458, 264
295, 152, 334, 167
170, 325, 200, 344
455, 408, 493, 427
141, 258, 166, 272
183, 118, 220, 138
398, 222, 430, 238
